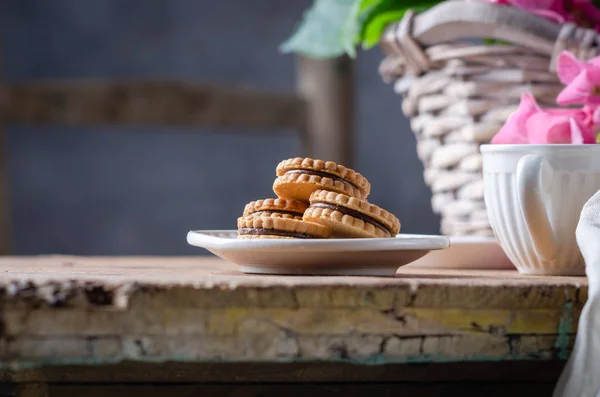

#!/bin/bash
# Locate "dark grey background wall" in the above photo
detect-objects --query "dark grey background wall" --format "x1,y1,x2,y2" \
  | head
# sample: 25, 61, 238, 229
2, 0, 439, 255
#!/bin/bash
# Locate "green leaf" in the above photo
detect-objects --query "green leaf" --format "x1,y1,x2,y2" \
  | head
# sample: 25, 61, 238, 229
359, 0, 382, 13
359, 0, 433, 35
280, 0, 443, 58
359, 0, 442, 48
280, 0, 363, 59
361, 10, 406, 49
359, 0, 403, 41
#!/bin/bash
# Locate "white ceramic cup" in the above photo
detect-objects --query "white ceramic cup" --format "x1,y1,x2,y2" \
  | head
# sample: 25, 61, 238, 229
481, 144, 600, 276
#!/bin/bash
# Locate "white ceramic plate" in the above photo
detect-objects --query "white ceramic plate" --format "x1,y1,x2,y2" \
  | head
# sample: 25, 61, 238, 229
187, 230, 450, 276
406, 236, 515, 269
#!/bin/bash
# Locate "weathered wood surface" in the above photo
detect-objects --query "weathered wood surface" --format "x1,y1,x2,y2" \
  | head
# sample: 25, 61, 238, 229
1, 81, 307, 130
0, 255, 586, 372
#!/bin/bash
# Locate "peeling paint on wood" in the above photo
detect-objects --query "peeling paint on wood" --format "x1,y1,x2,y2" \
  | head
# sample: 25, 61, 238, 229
554, 289, 576, 360
0, 256, 588, 367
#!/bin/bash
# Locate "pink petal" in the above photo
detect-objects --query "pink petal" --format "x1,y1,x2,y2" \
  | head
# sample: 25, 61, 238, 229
543, 105, 587, 118
587, 65, 600, 80
491, 93, 540, 144
584, 109, 600, 143
557, 51, 585, 84
557, 67, 600, 105
572, 0, 592, 6
526, 112, 573, 143
571, 1, 600, 26
519, 92, 541, 112
581, 104, 600, 126
492, 107, 530, 143
525, 109, 594, 144
571, 117, 596, 143
593, 106, 600, 124
570, 118, 585, 144
557, 75, 587, 105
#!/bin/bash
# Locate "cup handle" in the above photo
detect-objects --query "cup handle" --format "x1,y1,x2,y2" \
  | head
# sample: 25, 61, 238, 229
516, 154, 557, 262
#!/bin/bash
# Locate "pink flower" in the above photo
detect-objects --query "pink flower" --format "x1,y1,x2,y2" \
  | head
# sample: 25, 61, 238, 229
491, 51, 600, 145
557, 51, 600, 84
582, 104, 600, 124
583, 104, 600, 141
569, 0, 600, 28
557, 51, 586, 84
556, 51, 600, 106
570, 118, 593, 143
526, 108, 594, 143
491, 92, 596, 144
475, 0, 600, 28
556, 64, 600, 105
491, 93, 539, 144
591, 105, 600, 124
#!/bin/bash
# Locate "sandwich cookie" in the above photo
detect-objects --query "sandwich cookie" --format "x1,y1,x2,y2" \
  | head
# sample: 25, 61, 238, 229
237, 215, 332, 239
242, 198, 308, 220
273, 158, 370, 201
304, 190, 400, 238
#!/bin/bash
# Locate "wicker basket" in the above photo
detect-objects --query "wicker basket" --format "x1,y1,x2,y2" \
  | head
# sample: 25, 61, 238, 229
378, 0, 600, 236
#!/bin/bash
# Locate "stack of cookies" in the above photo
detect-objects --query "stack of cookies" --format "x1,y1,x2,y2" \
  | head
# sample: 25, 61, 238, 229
237, 158, 400, 239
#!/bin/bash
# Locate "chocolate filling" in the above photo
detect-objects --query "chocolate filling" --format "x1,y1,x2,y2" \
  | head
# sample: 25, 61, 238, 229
239, 228, 319, 239
312, 202, 391, 236
249, 210, 304, 217
285, 169, 360, 191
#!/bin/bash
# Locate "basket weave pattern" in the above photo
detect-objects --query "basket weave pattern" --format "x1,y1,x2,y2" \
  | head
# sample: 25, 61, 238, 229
378, 3, 600, 236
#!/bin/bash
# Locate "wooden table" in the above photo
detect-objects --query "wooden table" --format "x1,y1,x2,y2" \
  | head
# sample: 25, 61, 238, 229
0, 256, 588, 396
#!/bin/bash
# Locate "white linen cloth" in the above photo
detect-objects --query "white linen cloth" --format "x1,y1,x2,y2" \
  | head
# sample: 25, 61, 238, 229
554, 189, 600, 397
